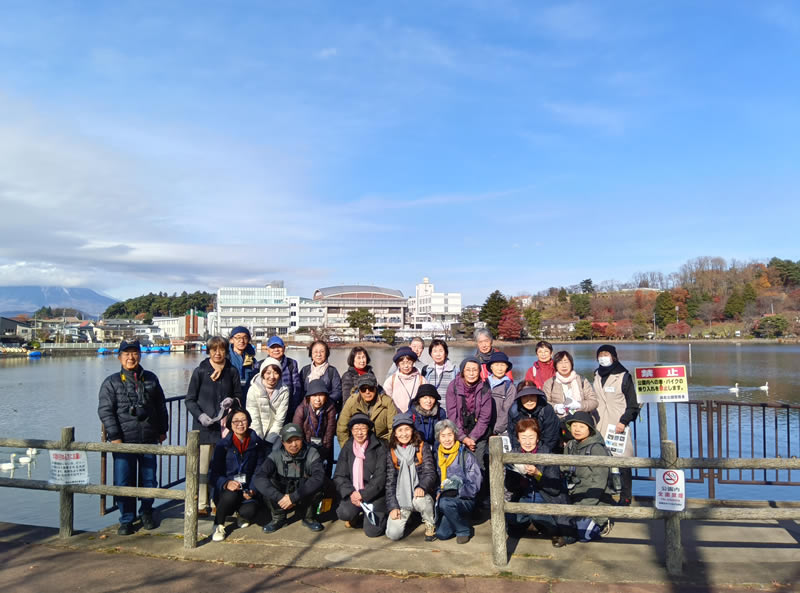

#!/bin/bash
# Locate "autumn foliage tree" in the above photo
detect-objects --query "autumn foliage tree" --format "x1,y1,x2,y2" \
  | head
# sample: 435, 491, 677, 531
497, 303, 523, 340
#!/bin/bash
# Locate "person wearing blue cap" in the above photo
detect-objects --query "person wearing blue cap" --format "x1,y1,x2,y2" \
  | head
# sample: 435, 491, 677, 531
228, 326, 257, 396
262, 335, 303, 420
98, 340, 169, 535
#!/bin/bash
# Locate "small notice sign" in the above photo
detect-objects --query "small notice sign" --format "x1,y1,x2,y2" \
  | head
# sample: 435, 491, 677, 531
655, 469, 686, 511
49, 450, 89, 485
634, 365, 689, 404
603, 424, 629, 457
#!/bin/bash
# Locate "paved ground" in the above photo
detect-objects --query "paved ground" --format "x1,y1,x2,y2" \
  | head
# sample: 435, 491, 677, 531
1, 503, 798, 593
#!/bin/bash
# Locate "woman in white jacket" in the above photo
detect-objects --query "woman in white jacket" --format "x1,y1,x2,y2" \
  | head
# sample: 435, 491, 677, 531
246, 357, 289, 446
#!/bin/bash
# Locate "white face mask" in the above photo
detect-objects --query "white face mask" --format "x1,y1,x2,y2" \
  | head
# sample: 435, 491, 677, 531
598, 356, 613, 367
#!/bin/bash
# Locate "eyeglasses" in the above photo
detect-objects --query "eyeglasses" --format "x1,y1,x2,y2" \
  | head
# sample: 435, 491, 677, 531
231, 419, 248, 425
359, 386, 376, 392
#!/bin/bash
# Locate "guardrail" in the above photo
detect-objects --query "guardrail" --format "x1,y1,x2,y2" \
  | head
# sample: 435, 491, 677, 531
488, 435, 800, 576
0, 427, 200, 549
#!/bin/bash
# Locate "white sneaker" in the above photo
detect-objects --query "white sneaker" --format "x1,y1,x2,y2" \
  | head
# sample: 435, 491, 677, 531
238, 520, 250, 529
212, 524, 226, 542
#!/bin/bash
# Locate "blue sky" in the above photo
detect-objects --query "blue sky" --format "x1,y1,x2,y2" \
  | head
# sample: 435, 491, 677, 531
0, 1, 798, 304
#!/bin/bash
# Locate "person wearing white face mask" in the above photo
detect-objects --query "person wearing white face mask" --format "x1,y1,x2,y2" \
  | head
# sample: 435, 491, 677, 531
593, 345, 640, 506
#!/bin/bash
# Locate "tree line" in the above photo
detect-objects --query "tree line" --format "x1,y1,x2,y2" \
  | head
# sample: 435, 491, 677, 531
102, 291, 215, 320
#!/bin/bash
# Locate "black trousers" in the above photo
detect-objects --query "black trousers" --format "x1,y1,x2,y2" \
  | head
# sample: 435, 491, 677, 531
336, 498, 387, 538
266, 490, 323, 522
214, 489, 261, 526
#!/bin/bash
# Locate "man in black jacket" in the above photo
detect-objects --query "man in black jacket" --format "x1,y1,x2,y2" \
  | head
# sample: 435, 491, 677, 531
253, 423, 325, 533
98, 340, 169, 535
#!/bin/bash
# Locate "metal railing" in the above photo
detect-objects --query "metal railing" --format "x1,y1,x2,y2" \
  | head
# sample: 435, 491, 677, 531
488, 435, 800, 576
0, 427, 200, 548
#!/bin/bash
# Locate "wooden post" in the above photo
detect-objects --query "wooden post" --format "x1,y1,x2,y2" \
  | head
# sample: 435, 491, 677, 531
661, 439, 683, 576
488, 436, 507, 567
59, 427, 75, 538
183, 430, 200, 549
657, 402, 669, 443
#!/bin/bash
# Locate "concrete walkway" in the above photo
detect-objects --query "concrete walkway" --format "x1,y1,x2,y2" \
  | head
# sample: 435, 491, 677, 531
1, 503, 798, 592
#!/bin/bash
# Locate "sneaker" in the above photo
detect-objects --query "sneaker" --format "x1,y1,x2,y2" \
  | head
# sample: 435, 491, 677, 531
140, 512, 156, 530
456, 535, 470, 545
212, 524, 226, 542
262, 519, 286, 533
302, 519, 324, 532
551, 536, 567, 548
117, 523, 134, 536
618, 497, 632, 507
238, 520, 250, 529
601, 520, 614, 537
424, 524, 437, 542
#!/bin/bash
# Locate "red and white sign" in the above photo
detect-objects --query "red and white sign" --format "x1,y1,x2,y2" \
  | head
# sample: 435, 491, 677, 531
655, 469, 685, 511
49, 450, 89, 485
634, 365, 689, 404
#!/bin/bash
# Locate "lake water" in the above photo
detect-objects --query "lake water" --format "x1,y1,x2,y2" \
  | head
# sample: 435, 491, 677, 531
1, 342, 798, 530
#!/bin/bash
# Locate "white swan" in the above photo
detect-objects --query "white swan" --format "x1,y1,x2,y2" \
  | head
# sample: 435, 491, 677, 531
759, 381, 769, 391
0, 454, 17, 471
728, 383, 739, 394
17, 455, 32, 464
26, 448, 38, 456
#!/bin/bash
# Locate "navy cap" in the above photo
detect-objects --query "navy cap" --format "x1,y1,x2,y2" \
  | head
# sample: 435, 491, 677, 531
119, 340, 141, 353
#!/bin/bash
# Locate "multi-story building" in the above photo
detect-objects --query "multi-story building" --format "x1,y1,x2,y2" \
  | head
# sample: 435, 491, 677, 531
312, 285, 407, 338
216, 282, 292, 340
288, 297, 325, 333
407, 278, 462, 333
153, 311, 208, 340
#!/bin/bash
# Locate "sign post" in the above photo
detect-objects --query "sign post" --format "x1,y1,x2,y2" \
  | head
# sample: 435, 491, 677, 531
655, 468, 686, 511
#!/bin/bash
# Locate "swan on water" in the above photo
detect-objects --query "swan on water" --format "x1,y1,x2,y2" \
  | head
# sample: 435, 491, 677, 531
26, 448, 38, 456
759, 381, 769, 391
0, 454, 17, 471
17, 455, 32, 464
728, 383, 739, 394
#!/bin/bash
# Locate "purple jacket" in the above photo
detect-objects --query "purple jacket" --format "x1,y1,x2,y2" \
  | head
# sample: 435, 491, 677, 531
445, 375, 493, 442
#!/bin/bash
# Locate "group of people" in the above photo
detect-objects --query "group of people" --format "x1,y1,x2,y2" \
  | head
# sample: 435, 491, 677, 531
97, 326, 640, 548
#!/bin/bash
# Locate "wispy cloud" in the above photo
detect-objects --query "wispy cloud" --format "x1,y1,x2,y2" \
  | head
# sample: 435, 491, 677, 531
315, 47, 338, 59
542, 100, 627, 134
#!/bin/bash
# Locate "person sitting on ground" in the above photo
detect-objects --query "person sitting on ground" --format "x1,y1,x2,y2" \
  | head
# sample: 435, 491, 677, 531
383, 346, 426, 413
561, 412, 616, 541
385, 412, 438, 542
337, 374, 398, 447
246, 357, 289, 447
299, 340, 343, 411
433, 419, 482, 544
208, 408, 268, 542
543, 351, 598, 422
253, 423, 326, 533
410, 384, 447, 449
504, 418, 572, 548
293, 378, 337, 477
524, 340, 556, 390
333, 413, 388, 537
507, 381, 561, 453
485, 351, 517, 436
421, 338, 458, 403
340, 347, 375, 405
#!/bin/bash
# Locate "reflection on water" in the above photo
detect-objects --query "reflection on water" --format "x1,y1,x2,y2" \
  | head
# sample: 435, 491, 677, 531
1, 342, 798, 529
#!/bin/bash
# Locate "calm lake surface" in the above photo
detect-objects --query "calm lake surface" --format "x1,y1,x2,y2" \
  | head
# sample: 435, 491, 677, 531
1, 342, 798, 530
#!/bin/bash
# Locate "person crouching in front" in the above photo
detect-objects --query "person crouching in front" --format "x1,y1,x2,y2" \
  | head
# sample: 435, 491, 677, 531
385, 412, 438, 542
253, 423, 326, 533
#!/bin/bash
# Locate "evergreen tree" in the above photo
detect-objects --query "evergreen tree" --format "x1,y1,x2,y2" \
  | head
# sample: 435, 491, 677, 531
723, 289, 745, 319
572, 320, 593, 340
580, 278, 595, 294
570, 293, 591, 319
479, 290, 508, 337
346, 308, 375, 340
654, 291, 676, 329
522, 307, 541, 338
742, 283, 757, 305
497, 303, 523, 340
752, 315, 789, 338
557, 287, 568, 303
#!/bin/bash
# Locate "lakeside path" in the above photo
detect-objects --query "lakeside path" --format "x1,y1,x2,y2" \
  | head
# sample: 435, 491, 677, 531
2, 504, 798, 592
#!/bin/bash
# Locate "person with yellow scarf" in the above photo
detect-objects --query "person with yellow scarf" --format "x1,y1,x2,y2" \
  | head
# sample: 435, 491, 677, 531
434, 419, 482, 544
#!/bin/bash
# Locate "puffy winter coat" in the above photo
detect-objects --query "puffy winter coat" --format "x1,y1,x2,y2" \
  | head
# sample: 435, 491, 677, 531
208, 429, 269, 503
252, 442, 325, 505
246, 375, 289, 445
506, 390, 561, 453
256, 356, 303, 417
410, 402, 447, 447
340, 366, 375, 405
445, 375, 493, 443
543, 374, 599, 419
98, 366, 169, 444
333, 434, 388, 512
292, 399, 337, 459
435, 444, 481, 499
524, 360, 555, 390
300, 364, 343, 408
385, 443, 438, 511
186, 358, 243, 445
337, 391, 398, 447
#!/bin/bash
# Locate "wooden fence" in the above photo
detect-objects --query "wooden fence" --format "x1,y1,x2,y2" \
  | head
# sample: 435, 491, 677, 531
0, 427, 200, 549
488, 435, 800, 576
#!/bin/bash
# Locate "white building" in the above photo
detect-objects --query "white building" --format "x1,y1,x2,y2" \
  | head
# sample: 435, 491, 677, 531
153, 312, 208, 340
407, 277, 462, 332
312, 285, 407, 338
288, 297, 325, 333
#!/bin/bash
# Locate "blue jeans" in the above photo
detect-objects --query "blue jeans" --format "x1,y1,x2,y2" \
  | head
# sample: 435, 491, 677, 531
113, 453, 157, 525
507, 490, 558, 535
436, 496, 475, 539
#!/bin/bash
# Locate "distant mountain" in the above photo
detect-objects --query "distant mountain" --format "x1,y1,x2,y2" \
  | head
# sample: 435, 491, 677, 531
0, 286, 118, 318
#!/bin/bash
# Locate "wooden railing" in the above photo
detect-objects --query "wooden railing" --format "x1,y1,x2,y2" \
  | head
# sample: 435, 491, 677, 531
488, 435, 800, 576
0, 427, 200, 549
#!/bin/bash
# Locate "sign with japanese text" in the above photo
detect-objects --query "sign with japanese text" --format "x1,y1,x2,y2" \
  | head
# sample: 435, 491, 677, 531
634, 365, 689, 404
655, 469, 686, 511
49, 450, 89, 485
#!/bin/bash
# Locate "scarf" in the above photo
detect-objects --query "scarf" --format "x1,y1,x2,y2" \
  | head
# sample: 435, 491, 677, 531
390, 370, 420, 413
209, 358, 226, 382
394, 444, 420, 510
355, 367, 368, 376
228, 344, 254, 379
459, 375, 482, 413
555, 371, 582, 407
437, 441, 460, 484
308, 361, 328, 381
232, 432, 250, 456
352, 438, 368, 492
476, 349, 493, 365
488, 375, 510, 389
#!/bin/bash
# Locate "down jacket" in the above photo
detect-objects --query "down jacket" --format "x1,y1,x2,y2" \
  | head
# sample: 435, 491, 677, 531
333, 434, 388, 512
98, 366, 169, 444
435, 444, 482, 499
337, 392, 398, 447
299, 364, 343, 408
385, 443, 438, 512
246, 375, 290, 445
340, 366, 375, 405
506, 389, 561, 453
186, 358, 243, 445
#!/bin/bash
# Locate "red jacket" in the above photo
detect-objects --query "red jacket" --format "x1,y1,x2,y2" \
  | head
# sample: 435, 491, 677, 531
524, 360, 555, 390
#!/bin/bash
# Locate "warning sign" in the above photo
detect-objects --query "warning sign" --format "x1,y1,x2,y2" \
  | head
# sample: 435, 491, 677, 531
655, 469, 685, 511
634, 365, 689, 404
49, 450, 89, 485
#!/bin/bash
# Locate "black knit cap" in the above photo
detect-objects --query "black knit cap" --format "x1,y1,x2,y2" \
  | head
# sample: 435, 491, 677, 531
596, 344, 618, 360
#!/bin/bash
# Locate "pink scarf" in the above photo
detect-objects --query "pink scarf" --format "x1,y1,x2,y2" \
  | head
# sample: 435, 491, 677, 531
352, 438, 367, 492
